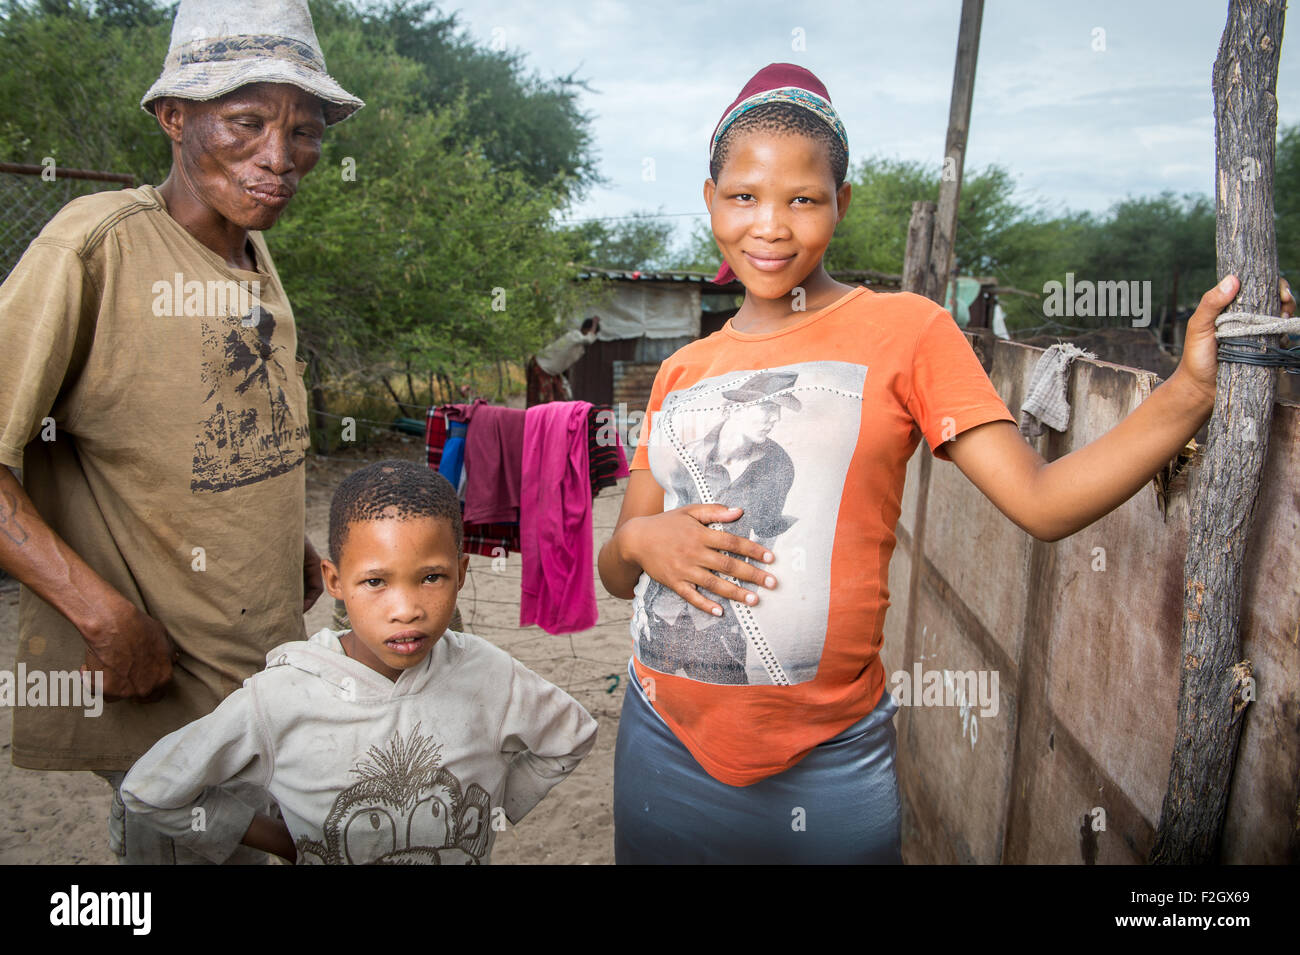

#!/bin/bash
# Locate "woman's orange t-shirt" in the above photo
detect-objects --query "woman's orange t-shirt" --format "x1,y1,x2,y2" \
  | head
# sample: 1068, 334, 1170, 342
626, 286, 1016, 786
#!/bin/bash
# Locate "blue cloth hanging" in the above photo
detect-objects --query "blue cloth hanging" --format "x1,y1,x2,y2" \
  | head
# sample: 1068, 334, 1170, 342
438, 420, 468, 490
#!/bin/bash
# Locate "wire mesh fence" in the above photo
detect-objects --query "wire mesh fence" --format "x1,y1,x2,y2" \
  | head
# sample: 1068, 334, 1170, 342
0, 163, 135, 281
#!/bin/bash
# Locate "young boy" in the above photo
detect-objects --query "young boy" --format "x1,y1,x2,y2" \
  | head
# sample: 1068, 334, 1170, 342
122, 460, 597, 864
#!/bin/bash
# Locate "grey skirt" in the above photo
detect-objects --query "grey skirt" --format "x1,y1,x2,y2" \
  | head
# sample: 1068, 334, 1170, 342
613, 661, 903, 864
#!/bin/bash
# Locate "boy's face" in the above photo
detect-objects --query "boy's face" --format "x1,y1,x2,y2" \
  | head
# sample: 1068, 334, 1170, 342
321, 515, 469, 682
703, 131, 851, 299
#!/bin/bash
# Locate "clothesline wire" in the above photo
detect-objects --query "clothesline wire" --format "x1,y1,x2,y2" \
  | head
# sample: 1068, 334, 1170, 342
305, 209, 711, 240
455, 507, 633, 699
307, 447, 419, 464
311, 408, 419, 429
320, 383, 479, 411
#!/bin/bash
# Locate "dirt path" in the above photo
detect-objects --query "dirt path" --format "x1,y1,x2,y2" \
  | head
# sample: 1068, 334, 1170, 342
0, 430, 629, 864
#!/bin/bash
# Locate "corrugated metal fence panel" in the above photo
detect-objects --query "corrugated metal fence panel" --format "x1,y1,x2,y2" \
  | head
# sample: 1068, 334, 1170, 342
568, 336, 695, 407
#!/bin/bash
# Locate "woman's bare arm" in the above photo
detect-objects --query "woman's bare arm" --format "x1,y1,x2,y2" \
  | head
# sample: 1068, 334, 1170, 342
943, 377, 1210, 542
944, 276, 1292, 542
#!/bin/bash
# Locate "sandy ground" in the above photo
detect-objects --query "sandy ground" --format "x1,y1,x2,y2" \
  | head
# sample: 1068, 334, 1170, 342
0, 429, 630, 865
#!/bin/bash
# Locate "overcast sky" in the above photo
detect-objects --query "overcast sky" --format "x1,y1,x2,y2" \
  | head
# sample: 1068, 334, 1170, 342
446, 0, 1300, 253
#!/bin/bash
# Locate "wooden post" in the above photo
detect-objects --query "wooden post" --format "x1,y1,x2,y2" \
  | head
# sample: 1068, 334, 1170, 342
925, 0, 984, 305
897, 201, 936, 853
1150, 0, 1286, 865
903, 200, 937, 296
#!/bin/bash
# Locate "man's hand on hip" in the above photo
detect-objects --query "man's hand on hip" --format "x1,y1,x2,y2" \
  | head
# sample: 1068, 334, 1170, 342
0, 466, 176, 703
81, 599, 179, 703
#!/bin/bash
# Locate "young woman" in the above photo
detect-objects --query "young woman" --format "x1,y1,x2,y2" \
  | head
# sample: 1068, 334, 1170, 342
597, 63, 1291, 864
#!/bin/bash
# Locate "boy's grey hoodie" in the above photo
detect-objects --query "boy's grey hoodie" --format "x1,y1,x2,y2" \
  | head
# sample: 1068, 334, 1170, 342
121, 628, 597, 864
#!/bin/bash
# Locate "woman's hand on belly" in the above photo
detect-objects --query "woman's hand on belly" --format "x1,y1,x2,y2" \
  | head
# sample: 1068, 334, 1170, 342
618, 503, 778, 617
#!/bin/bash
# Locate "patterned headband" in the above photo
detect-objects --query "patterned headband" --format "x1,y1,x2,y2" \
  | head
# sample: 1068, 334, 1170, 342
709, 86, 849, 161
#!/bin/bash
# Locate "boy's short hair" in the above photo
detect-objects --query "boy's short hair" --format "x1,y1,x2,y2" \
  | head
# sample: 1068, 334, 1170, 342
709, 101, 849, 188
329, 459, 463, 564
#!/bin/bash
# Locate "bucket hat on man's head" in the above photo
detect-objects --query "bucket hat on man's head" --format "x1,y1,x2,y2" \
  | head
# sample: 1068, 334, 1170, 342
141, 0, 364, 126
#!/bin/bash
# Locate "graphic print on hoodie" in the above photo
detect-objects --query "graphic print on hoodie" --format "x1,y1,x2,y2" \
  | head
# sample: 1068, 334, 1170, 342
295, 724, 492, 865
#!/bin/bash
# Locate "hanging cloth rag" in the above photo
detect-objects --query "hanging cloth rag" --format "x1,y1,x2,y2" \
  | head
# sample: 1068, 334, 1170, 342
448, 398, 488, 423
464, 405, 526, 524
425, 400, 486, 466
1019, 342, 1097, 438
426, 406, 449, 470
520, 400, 597, 635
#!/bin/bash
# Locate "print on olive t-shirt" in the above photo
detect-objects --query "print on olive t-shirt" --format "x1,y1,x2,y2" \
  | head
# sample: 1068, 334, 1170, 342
193, 304, 310, 492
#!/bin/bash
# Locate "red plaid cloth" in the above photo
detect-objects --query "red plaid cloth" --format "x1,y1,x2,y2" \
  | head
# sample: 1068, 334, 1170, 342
462, 523, 520, 559
426, 407, 448, 469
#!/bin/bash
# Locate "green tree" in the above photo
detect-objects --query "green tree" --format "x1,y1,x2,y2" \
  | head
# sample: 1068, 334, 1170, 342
315, 0, 598, 200
825, 157, 1031, 282
1274, 122, 1300, 280
565, 211, 678, 270
0, 0, 172, 178
823, 157, 937, 274
665, 220, 721, 273
1080, 193, 1216, 334
269, 45, 588, 399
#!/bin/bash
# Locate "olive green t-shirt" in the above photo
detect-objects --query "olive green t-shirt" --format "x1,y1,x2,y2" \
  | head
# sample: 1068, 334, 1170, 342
0, 184, 311, 770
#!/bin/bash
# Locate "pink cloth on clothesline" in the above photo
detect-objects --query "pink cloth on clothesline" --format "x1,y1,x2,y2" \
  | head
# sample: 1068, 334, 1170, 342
520, 400, 597, 635
463, 405, 526, 524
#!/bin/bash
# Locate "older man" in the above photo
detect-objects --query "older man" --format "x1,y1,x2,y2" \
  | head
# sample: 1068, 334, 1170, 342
0, 0, 362, 863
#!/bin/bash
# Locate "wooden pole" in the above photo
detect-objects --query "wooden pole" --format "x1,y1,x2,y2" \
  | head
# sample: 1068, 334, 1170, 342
1150, 0, 1286, 865
925, 0, 984, 305
903, 200, 937, 296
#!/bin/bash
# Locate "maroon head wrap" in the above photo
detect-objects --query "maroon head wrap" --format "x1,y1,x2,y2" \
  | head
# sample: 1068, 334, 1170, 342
708, 63, 847, 285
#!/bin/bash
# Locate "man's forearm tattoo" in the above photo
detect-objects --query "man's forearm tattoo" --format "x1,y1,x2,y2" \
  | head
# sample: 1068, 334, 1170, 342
1, 489, 29, 547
